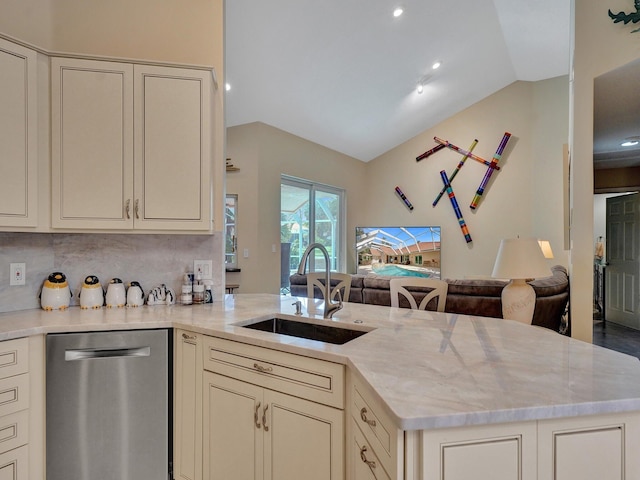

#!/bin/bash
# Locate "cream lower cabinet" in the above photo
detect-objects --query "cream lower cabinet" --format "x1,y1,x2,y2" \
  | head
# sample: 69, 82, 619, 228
51, 57, 213, 232
203, 371, 343, 480
349, 371, 640, 480
537, 412, 640, 480
201, 335, 345, 480
0, 336, 45, 480
0, 38, 38, 228
174, 330, 203, 480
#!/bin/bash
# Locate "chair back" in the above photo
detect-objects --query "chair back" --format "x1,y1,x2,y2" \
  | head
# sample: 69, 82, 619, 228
390, 278, 448, 312
307, 272, 352, 302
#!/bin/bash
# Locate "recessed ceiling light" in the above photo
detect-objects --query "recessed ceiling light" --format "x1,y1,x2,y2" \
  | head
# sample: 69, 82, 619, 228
432, 61, 441, 70
225, 83, 231, 92
417, 83, 424, 94
393, 7, 403, 17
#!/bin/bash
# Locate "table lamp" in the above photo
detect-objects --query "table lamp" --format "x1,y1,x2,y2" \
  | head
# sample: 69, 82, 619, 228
492, 238, 552, 324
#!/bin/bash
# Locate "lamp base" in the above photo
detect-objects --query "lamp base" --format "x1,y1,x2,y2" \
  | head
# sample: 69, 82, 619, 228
501, 279, 536, 324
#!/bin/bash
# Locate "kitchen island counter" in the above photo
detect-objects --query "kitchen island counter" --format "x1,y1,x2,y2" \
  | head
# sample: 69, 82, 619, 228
1, 293, 639, 431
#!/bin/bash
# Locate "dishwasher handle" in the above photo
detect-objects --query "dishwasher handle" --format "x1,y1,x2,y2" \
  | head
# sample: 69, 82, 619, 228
65, 346, 151, 361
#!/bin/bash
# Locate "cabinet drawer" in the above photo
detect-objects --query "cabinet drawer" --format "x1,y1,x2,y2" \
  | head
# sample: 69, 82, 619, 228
351, 375, 402, 477
352, 419, 391, 480
0, 338, 28, 380
0, 444, 28, 480
0, 410, 28, 456
202, 336, 344, 409
0, 375, 29, 418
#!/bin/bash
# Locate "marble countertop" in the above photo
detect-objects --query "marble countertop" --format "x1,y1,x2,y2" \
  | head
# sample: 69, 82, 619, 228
2, 293, 640, 431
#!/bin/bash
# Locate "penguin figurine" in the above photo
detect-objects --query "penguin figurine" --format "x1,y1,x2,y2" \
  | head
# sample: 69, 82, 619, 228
126, 281, 145, 307
80, 275, 104, 309
40, 272, 72, 311
105, 278, 126, 308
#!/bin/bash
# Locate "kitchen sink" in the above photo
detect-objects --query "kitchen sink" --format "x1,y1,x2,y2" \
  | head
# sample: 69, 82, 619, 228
239, 317, 372, 345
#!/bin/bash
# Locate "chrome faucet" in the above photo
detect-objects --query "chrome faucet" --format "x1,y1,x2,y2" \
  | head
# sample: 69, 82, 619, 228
296, 243, 343, 319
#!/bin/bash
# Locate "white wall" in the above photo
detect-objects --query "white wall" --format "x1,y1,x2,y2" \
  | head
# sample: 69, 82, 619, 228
366, 78, 569, 279
572, 0, 640, 341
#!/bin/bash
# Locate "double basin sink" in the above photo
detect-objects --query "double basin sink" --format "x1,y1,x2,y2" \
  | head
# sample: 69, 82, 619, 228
237, 316, 373, 345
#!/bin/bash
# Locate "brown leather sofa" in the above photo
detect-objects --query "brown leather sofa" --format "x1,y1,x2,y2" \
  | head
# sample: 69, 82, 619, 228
289, 265, 569, 333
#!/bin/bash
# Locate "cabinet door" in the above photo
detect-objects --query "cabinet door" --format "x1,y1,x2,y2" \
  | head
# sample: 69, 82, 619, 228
0, 38, 38, 227
174, 331, 202, 480
538, 413, 640, 480
203, 372, 264, 480
51, 57, 134, 229
264, 389, 343, 480
134, 65, 212, 231
421, 422, 537, 480
0, 444, 28, 480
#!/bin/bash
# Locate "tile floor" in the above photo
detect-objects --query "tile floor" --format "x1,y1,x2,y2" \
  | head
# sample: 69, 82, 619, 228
593, 319, 640, 360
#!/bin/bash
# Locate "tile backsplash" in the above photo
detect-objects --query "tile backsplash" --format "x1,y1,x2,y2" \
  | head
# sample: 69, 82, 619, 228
0, 232, 223, 313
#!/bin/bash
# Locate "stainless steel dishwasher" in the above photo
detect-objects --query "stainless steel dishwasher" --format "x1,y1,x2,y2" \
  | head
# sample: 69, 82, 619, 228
46, 329, 172, 480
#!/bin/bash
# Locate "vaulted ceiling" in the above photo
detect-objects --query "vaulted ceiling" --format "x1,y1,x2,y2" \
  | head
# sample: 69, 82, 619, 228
225, 0, 571, 162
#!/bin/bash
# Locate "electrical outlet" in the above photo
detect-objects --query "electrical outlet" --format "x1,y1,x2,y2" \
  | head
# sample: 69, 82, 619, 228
194, 260, 213, 280
10, 263, 25, 286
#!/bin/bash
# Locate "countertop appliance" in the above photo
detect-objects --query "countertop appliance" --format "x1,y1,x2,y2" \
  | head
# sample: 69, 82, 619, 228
46, 329, 172, 480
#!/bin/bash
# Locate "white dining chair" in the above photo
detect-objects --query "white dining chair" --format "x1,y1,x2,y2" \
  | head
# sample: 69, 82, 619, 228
390, 278, 448, 312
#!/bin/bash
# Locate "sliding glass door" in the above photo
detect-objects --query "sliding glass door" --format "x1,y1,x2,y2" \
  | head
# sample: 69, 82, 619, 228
281, 176, 344, 288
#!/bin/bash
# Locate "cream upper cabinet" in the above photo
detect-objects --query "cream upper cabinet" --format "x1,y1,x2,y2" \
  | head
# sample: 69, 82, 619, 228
133, 64, 212, 231
51, 58, 134, 229
0, 38, 38, 227
51, 58, 213, 232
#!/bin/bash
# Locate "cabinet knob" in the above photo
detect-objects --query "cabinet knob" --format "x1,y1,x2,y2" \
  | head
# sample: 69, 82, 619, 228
360, 407, 377, 427
253, 362, 273, 374
181, 333, 197, 342
125, 199, 131, 219
359, 445, 376, 470
135, 199, 140, 219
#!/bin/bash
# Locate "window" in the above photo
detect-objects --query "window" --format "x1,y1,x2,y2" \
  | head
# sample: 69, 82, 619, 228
280, 176, 345, 283
225, 194, 238, 268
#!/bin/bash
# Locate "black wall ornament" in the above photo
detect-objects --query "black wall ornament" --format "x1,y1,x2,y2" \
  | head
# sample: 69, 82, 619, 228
609, 0, 640, 32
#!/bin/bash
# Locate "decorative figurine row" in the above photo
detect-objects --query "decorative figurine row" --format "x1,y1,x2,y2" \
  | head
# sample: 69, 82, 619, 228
394, 132, 512, 243
40, 272, 175, 311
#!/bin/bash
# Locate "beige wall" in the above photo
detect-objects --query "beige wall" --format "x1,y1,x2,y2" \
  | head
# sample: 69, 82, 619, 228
572, 0, 640, 342
0, 0, 223, 69
226, 123, 368, 294
228, 77, 569, 291
0, 0, 54, 49
366, 78, 569, 279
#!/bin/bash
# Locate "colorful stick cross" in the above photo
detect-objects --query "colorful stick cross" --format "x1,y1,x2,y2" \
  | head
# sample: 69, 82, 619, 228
440, 170, 472, 243
469, 132, 511, 210
432, 139, 478, 207
432, 137, 500, 170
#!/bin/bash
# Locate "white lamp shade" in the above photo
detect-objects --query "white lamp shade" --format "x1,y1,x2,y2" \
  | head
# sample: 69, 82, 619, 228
538, 240, 554, 259
492, 238, 552, 280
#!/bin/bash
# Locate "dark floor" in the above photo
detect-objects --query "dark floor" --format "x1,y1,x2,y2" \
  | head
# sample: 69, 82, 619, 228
593, 319, 640, 359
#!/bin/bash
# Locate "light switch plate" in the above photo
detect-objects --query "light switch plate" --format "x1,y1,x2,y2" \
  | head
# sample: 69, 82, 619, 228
194, 260, 213, 280
10, 263, 25, 286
